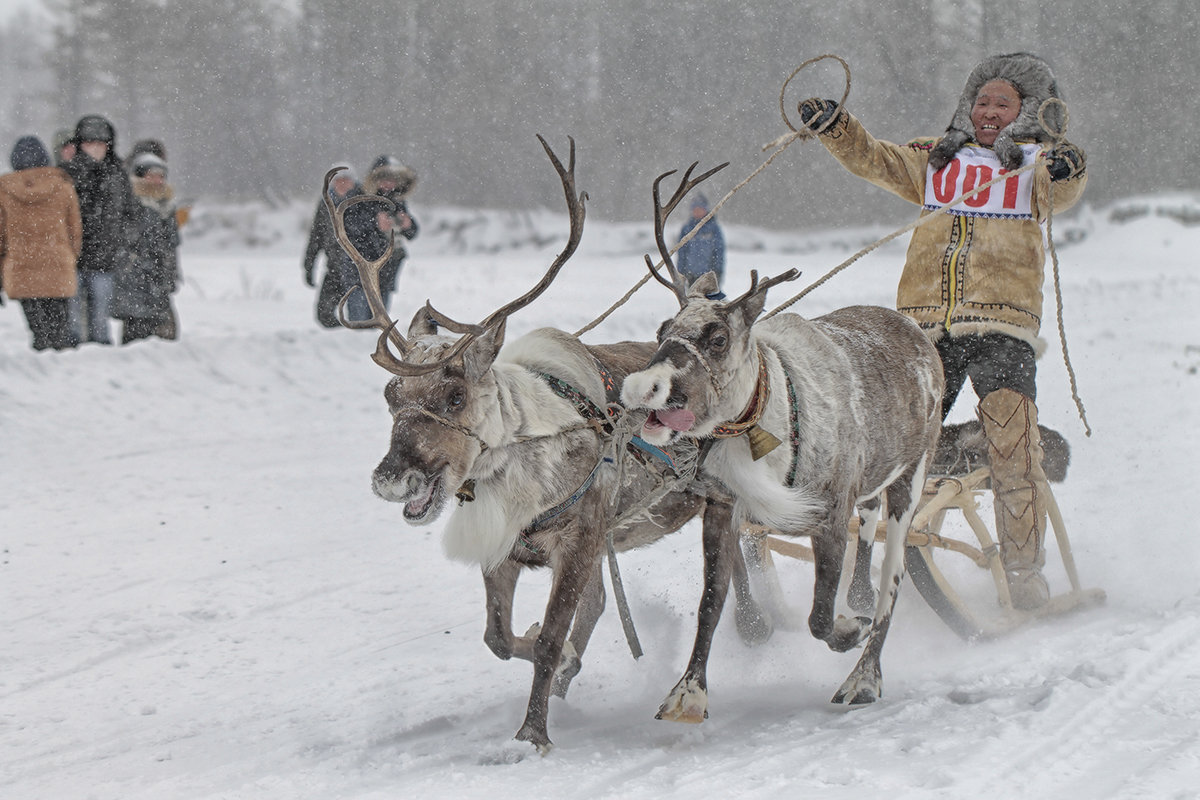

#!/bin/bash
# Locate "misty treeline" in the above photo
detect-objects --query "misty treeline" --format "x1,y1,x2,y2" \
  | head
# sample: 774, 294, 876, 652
0, 0, 1194, 230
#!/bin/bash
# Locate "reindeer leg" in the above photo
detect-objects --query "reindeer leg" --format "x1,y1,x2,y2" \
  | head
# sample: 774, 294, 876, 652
848, 499, 881, 613
730, 531, 773, 646
552, 562, 605, 698
514, 517, 602, 753
658, 497, 735, 723
483, 561, 536, 662
809, 498, 861, 648
833, 457, 927, 705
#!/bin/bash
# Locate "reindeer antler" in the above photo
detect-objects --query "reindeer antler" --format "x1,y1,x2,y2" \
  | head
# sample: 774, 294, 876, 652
323, 170, 444, 376
331, 136, 587, 378
723, 268, 802, 311
412, 134, 588, 368
644, 161, 729, 306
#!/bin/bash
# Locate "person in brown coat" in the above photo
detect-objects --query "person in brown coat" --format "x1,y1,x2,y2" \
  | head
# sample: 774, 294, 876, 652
799, 53, 1088, 610
0, 136, 83, 351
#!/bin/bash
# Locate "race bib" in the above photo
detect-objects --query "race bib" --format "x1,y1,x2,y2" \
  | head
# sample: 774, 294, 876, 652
923, 144, 1041, 219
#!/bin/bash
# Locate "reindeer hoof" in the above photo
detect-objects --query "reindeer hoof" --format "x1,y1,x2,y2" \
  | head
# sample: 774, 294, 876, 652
656, 677, 709, 724
831, 664, 882, 706
826, 615, 872, 653
514, 724, 553, 754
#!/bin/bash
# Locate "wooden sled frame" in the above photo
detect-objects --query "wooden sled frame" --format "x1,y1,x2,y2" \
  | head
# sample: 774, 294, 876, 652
742, 468, 1106, 640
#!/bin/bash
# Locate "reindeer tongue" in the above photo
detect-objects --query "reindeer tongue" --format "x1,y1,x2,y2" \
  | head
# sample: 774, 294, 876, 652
647, 408, 696, 433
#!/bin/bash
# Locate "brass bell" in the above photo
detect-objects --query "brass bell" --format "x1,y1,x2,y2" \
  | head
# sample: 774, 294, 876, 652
746, 425, 782, 461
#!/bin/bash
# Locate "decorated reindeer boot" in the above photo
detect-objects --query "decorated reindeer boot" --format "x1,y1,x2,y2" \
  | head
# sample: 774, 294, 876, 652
978, 388, 1051, 611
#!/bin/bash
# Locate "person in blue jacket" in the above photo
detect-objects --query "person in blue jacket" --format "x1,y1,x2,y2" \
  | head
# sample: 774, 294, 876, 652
674, 193, 725, 293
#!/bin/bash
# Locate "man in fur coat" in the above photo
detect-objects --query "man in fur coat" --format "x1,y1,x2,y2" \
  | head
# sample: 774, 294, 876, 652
798, 52, 1088, 610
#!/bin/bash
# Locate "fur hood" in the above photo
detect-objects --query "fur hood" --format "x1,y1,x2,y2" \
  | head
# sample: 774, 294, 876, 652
929, 52, 1063, 171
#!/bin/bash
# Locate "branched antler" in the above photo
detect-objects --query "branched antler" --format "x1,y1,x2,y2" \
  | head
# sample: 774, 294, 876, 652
323, 170, 442, 376
723, 268, 801, 311
329, 136, 588, 378
644, 161, 729, 306
416, 134, 588, 366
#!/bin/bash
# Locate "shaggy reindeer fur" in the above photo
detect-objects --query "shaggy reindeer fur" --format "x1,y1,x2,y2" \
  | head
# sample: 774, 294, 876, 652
623, 273, 944, 716
371, 314, 768, 751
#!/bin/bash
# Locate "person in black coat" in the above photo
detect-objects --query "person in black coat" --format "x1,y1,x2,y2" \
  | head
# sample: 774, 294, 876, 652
301, 165, 377, 326
112, 153, 181, 344
61, 114, 139, 345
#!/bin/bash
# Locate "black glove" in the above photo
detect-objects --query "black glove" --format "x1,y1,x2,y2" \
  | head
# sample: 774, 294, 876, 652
1046, 143, 1086, 182
797, 97, 842, 132
303, 264, 315, 287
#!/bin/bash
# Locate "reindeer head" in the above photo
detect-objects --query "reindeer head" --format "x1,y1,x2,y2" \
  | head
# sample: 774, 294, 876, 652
620, 164, 797, 446
325, 136, 587, 525
370, 308, 508, 523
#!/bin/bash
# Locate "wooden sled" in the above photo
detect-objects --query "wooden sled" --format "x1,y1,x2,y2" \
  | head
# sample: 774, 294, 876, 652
742, 466, 1106, 641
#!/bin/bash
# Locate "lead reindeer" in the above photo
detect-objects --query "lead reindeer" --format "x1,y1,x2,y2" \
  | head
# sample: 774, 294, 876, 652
621, 164, 945, 719
326, 138, 768, 752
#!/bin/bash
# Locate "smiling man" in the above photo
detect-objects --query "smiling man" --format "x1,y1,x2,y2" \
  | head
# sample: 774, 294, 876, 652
796, 53, 1088, 610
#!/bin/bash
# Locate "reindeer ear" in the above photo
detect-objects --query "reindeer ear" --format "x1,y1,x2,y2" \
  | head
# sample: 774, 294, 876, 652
737, 284, 770, 326
686, 272, 721, 300
408, 307, 438, 338
463, 318, 506, 382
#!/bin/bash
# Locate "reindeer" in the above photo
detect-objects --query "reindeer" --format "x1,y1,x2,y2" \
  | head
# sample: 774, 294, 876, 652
325, 138, 770, 752
620, 164, 945, 721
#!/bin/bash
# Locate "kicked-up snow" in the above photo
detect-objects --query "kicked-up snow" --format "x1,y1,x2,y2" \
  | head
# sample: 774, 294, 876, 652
1, 194, 1198, 799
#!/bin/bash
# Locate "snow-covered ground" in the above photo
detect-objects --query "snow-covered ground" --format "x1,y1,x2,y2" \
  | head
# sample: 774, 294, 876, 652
2, 190, 1198, 799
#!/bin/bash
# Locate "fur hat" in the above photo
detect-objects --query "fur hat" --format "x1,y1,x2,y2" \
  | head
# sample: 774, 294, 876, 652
929, 52, 1063, 171
10, 135, 50, 171
365, 154, 417, 198
128, 138, 167, 163
130, 152, 168, 179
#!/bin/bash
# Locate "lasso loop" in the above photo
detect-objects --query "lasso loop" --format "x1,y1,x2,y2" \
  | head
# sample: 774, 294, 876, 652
779, 53, 851, 137
1037, 96, 1069, 143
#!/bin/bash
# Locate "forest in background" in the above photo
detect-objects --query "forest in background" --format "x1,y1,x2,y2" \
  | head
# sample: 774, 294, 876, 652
0, 0, 1194, 230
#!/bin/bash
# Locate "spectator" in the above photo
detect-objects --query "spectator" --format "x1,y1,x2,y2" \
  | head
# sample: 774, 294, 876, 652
302, 164, 374, 327
51, 128, 76, 167
362, 155, 419, 311
0, 135, 83, 351
674, 192, 725, 293
61, 114, 139, 345
112, 153, 181, 344
798, 52, 1088, 609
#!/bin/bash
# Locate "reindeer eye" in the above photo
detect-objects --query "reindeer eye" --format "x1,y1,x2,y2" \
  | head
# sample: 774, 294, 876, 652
708, 333, 728, 352
446, 390, 465, 412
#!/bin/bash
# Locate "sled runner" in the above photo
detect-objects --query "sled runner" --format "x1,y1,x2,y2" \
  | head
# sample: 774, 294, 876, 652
742, 424, 1106, 641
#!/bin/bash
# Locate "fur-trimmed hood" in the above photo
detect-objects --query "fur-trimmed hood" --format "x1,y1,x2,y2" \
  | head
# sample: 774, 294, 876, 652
929, 52, 1063, 171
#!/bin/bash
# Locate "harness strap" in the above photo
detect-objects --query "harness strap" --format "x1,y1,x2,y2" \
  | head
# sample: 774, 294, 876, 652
710, 350, 783, 460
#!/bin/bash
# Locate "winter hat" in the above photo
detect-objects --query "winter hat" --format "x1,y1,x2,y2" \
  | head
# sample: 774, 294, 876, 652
74, 114, 116, 145
366, 154, 417, 197
690, 193, 710, 211
10, 135, 51, 171
128, 138, 167, 164
130, 152, 168, 179
928, 52, 1064, 171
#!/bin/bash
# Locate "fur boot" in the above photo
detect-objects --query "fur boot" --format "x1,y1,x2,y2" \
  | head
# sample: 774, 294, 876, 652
978, 388, 1050, 610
